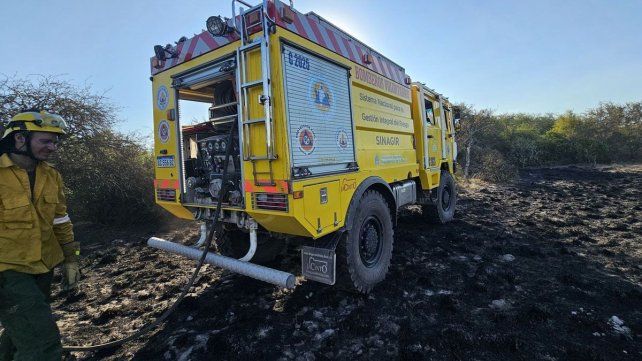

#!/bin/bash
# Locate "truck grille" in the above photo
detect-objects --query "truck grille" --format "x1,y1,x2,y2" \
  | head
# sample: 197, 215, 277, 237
156, 189, 177, 202
252, 193, 288, 212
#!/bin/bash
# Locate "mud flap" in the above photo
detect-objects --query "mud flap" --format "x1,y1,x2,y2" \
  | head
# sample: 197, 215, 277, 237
301, 246, 336, 285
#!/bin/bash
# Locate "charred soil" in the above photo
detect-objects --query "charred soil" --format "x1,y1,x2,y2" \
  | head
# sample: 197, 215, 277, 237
53, 165, 641, 360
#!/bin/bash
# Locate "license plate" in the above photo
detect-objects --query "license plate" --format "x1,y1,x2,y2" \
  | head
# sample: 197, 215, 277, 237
301, 246, 336, 285
156, 155, 175, 168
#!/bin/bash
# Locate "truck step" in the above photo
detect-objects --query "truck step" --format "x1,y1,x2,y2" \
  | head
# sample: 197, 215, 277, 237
209, 101, 238, 110
241, 79, 263, 89
209, 114, 238, 123
243, 117, 267, 125
249, 155, 277, 161
239, 40, 262, 52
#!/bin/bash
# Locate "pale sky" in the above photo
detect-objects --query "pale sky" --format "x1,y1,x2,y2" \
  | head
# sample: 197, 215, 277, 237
1, 0, 640, 134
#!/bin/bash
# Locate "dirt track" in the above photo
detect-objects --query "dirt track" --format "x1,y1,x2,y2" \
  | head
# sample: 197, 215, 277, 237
55, 165, 642, 360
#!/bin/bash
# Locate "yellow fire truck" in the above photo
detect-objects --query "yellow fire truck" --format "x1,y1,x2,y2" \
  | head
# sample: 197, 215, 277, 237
148, 0, 459, 293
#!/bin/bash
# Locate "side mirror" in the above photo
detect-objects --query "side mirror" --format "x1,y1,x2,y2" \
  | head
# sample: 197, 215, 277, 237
453, 107, 462, 123
453, 107, 462, 131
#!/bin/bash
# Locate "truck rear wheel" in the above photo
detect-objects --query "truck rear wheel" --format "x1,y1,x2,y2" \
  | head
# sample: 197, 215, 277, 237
339, 190, 394, 294
423, 171, 457, 223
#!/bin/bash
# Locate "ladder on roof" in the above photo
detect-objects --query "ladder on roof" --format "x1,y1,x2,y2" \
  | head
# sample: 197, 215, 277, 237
235, 0, 277, 187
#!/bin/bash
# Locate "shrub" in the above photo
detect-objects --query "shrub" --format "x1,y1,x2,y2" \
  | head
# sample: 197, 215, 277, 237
1, 75, 163, 226
471, 147, 519, 183
56, 131, 162, 225
456, 101, 641, 181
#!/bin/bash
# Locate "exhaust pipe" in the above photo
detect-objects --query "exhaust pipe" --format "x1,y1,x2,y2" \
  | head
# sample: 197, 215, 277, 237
193, 223, 208, 248
238, 222, 258, 262
148, 237, 295, 289
193, 221, 257, 261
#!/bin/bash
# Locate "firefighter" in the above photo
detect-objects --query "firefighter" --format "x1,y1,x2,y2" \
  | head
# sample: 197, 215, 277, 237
0, 110, 80, 361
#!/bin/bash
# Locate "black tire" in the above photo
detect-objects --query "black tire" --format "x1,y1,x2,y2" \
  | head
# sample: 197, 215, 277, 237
423, 171, 457, 224
218, 230, 285, 265
338, 190, 394, 294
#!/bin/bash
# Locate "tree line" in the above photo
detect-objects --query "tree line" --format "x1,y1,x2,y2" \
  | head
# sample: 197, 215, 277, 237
1, 76, 640, 225
456, 102, 642, 182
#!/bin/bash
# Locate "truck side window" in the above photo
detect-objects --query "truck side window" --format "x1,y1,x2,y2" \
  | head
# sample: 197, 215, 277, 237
425, 99, 435, 125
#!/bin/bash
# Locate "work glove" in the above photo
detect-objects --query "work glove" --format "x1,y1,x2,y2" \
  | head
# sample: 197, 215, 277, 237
60, 241, 81, 291
62, 261, 81, 291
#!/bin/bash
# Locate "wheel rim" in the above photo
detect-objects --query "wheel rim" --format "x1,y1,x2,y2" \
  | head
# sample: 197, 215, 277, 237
441, 185, 452, 211
359, 216, 383, 267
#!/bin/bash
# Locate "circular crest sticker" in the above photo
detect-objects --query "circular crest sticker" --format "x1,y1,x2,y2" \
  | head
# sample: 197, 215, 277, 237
297, 125, 315, 155
157, 85, 169, 111
158, 120, 171, 144
336, 130, 349, 150
310, 80, 332, 112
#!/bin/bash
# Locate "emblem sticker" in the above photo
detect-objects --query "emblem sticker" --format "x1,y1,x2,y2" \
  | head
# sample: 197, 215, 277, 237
310, 80, 332, 112
297, 125, 315, 155
341, 178, 357, 192
158, 120, 171, 144
157, 85, 169, 110
336, 130, 349, 150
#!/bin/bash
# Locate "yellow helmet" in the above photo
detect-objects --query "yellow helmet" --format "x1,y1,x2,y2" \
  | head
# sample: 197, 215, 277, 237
2, 110, 67, 140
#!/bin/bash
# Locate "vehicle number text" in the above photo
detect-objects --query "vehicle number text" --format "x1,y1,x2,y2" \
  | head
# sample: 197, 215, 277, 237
288, 51, 310, 70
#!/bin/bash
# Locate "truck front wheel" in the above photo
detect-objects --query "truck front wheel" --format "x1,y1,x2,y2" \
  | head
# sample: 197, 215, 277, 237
339, 190, 394, 294
423, 171, 457, 223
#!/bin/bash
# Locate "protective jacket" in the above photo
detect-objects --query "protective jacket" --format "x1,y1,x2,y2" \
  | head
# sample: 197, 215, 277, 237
0, 153, 76, 274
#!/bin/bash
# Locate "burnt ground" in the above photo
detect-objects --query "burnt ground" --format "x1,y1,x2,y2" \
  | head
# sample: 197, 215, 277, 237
51, 164, 641, 360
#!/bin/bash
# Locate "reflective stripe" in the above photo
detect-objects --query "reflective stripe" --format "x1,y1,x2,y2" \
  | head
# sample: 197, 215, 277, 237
53, 214, 71, 225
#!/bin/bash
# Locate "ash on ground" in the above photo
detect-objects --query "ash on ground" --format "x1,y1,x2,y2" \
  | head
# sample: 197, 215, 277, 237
52, 165, 642, 360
